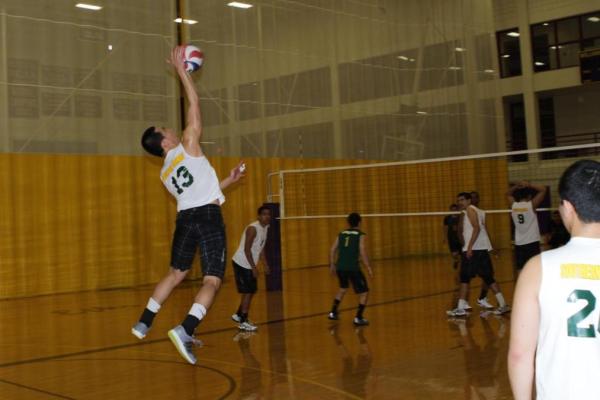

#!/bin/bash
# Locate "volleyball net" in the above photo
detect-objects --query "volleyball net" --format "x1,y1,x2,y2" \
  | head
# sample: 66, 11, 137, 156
266, 143, 600, 264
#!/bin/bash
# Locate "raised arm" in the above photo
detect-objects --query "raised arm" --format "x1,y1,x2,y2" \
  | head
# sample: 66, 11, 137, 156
506, 182, 521, 206
508, 256, 541, 400
528, 182, 547, 209
220, 161, 245, 191
169, 46, 202, 157
359, 235, 373, 277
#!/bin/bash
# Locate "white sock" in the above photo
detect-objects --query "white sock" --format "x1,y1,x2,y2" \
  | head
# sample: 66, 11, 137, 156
495, 293, 506, 307
189, 303, 207, 321
146, 298, 161, 313
458, 299, 469, 309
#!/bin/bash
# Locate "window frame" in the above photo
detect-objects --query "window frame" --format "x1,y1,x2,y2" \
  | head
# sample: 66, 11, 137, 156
531, 11, 600, 72
497, 28, 522, 78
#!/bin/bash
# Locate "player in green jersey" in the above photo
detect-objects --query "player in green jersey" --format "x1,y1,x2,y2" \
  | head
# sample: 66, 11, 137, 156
328, 213, 373, 325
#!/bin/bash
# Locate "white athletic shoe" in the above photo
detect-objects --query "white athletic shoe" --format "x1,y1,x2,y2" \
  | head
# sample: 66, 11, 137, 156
446, 307, 468, 317
131, 322, 150, 339
231, 313, 242, 323
477, 298, 495, 310
464, 303, 473, 311
239, 321, 258, 331
167, 325, 197, 365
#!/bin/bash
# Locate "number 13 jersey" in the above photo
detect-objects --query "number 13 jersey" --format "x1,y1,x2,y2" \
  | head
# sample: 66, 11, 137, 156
160, 143, 225, 211
536, 237, 600, 399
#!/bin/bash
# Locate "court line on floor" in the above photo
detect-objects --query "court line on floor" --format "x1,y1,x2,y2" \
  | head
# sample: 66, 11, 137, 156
0, 378, 77, 399
0, 279, 514, 370
53, 358, 237, 400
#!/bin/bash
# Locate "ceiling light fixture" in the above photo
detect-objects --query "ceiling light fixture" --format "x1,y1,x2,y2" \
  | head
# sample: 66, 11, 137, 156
174, 18, 198, 24
228, 2, 253, 9
76, 3, 102, 11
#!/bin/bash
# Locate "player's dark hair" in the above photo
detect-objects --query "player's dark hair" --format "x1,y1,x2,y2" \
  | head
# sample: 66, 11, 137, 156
347, 213, 361, 227
513, 188, 529, 201
457, 192, 471, 200
558, 159, 600, 223
257, 205, 270, 215
141, 126, 165, 157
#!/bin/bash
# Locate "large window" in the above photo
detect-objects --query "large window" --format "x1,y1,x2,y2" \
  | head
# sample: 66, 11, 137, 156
497, 28, 522, 78
532, 11, 600, 72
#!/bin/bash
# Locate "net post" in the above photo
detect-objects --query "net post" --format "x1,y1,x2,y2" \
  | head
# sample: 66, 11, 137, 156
279, 171, 285, 219
264, 202, 283, 291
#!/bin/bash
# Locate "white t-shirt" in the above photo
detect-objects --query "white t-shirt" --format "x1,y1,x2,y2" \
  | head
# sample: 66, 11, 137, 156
536, 237, 600, 399
511, 201, 541, 246
462, 205, 492, 252
160, 143, 224, 211
232, 221, 269, 269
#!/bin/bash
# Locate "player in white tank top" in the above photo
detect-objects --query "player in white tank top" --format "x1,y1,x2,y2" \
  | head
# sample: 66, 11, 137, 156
509, 160, 600, 400
507, 181, 548, 272
133, 46, 245, 365
447, 192, 509, 317
231, 206, 271, 331
511, 200, 541, 245
469, 192, 497, 310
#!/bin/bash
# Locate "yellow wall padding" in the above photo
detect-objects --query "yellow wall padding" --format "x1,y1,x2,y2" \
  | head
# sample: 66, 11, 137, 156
0, 154, 509, 298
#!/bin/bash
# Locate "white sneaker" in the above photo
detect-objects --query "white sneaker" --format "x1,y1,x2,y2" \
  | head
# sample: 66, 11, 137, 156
464, 303, 473, 311
131, 322, 150, 339
167, 325, 197, 364
446, 307, 468, 317
477, 298, 495, 310
239, 321, 258, 331
231, 313, 242, 323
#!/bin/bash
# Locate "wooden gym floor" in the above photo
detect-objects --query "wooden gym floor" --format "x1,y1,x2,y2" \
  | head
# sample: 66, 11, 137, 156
0, 254, 516, 399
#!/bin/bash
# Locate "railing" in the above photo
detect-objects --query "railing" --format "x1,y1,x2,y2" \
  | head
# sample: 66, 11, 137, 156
507, 131, 600, 162
542, 131, 600, 159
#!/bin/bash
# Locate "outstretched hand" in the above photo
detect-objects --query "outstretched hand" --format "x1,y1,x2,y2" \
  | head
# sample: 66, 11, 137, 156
229, 161, 246, 183
166, 46, 186, 72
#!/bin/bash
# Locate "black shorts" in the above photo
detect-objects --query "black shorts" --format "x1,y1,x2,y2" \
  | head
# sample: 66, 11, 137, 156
233, 261, 257, 294
337, 270, 369, 294
460, 250, 495, 286
514, 242, 541, 270
170, 204, 226, 279
448, 236, 462, 254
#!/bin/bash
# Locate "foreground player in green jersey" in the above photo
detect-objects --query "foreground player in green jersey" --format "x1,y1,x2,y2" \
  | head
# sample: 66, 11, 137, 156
328, 213, 373, 325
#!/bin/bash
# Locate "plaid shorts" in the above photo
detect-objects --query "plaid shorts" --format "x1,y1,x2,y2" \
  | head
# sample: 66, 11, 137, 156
171, 204, 226, 279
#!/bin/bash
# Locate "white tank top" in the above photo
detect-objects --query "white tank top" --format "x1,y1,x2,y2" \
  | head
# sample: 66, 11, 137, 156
160, 144, 225, 211
462, 205, 492, 251
511, 201, 541, 245
536, 237, 600, 399
232, 221, 269, 269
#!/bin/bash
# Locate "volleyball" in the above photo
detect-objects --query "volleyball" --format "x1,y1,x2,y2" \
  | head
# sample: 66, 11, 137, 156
184, 45, 204, 72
